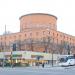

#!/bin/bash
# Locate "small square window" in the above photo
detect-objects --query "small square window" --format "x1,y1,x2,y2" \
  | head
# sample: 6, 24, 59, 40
43, 31, 45, 35
30, 33, 32, 36
25, 34, 26, 36
36, 32, 39, 35
48, 32, 50, 34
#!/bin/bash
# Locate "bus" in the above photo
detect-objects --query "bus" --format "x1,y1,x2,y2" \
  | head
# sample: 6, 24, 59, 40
58, 55, 75, 66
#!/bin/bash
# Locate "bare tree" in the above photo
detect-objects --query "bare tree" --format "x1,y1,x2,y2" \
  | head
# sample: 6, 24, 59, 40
0, 42, 4, 52
25, 38, 34, 51
58, 41, 72, 55
42, 36, 53, 53
29, 38, 34, 51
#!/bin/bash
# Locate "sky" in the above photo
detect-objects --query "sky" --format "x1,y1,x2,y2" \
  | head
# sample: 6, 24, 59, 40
0, 0, 75, 36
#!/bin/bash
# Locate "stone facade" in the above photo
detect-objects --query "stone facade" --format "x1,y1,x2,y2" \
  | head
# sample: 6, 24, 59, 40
0, 13, 75, 54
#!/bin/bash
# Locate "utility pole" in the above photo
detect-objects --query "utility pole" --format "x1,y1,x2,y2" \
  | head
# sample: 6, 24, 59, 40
3, 25, 6, 67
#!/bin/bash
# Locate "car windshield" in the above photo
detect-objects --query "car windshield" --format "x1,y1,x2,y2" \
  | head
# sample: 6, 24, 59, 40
67, 56, 74, 59
59, 57, 68, 63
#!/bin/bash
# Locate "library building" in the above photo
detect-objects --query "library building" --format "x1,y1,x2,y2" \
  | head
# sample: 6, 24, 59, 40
0, 13, 75, 66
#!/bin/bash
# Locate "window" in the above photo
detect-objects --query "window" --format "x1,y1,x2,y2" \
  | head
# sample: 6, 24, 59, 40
60, 34, 62, 37
57, 39, 58, 44
70, 38, 71, 40
0, 37, 2, 40
61, 40, 62, 44
19, 35, 21, 37
53, 38, 54, 43
19, 35, 21, 39
53, 33, 54, 36
30, 33, 32, 36
36, 32, 39, 35
48, 31, 50, 34
14, 36, 16, 39
57, 34, 58, 37
43, 31, 45, 35
9, 36, 11, 39
25, 34, 26, 37
64, 36, 65, 39
5, 36, 7, 40
67, 37, 68, 40
14, 36, 16, 38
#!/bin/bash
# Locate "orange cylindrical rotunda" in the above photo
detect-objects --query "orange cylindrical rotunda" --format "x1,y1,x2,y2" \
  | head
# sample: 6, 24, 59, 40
19, 13, 57, 32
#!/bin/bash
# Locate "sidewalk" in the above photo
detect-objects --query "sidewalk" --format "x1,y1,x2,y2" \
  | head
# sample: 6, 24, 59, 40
26, 64, 64, 70
27, 64, 75, 70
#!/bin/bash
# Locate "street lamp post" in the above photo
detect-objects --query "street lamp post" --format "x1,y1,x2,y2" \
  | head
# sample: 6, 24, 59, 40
51, 38, 54, 67
37, 56, 40, 67
11, 50, 13, 68
52, 50, 53, 67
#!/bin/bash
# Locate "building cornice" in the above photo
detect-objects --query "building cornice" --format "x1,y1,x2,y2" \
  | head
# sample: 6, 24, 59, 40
19, 13, 57, 20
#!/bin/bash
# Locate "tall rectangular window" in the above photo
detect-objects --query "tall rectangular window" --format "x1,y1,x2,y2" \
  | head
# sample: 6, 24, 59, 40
30, 33, 32, 36
36, 32, 39, 36
43, 31, 45, 35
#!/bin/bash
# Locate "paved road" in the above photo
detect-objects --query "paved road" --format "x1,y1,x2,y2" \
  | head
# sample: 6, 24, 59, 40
0, 66, 75, 75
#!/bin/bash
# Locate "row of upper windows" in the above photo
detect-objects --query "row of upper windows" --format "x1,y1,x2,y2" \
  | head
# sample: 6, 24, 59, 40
0, 31, 74, 42
0, 38, 74, 46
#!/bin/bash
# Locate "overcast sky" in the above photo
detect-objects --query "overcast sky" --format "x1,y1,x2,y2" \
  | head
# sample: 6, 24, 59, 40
0, 0, 75, 36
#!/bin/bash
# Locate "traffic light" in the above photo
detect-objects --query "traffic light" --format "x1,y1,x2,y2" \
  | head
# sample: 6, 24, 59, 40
12, 43, 16, 51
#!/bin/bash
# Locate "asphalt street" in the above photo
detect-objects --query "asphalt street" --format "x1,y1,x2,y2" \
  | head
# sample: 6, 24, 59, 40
0, 66, 75, 75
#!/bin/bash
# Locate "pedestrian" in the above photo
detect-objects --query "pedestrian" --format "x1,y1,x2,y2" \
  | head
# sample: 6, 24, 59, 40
42, 63, 44, 68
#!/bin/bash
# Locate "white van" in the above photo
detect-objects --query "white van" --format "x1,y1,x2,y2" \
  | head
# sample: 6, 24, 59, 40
58, 55, 75, 66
